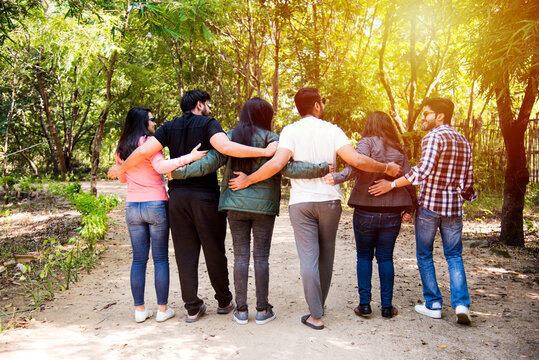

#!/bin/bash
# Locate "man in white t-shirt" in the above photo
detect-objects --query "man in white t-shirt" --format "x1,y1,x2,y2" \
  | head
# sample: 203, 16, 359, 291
229, 88, 401, 330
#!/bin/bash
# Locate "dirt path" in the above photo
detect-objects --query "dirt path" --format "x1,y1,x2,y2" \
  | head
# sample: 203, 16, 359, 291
1, 181, 537, 359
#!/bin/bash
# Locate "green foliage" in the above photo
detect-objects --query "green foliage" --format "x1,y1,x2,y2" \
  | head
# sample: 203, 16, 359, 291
0, 182, 121, 310
463, 192, 503, 220
16, 176, 43, 192
48, 182, 82, 199
79, 213, 108, 242
0, 0, 535, 202
48, 181, 120, 241
525, 183, 539, 207
12, 235, 102, 307
0, 176, 16, 191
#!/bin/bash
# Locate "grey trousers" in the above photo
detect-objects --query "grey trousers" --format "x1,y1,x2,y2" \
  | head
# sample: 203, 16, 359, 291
289, 200, 342, 318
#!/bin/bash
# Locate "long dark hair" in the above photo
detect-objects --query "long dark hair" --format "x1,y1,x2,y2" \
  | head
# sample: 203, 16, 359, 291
362, 111, 404, 154
116, 107, 152, 161
231, 97, 273, 172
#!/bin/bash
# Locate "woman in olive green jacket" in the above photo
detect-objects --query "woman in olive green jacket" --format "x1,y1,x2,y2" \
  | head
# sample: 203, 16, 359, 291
171, 98, 328, 325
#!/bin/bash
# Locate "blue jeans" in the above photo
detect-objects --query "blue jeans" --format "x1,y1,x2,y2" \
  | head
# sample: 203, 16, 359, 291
415, 206, 470, 309
353, 209, 401, 308
125, 201, 170, 306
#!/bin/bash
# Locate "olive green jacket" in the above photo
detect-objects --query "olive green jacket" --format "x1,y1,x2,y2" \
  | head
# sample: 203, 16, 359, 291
171, 128, 329, 216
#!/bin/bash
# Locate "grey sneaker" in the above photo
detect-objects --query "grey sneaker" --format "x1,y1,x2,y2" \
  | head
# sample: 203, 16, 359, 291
233, 310, 248, 325
255, 310, 276, 325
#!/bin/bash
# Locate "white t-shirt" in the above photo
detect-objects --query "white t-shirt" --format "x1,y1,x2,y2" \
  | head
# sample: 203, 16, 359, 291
278, 116, 350, 205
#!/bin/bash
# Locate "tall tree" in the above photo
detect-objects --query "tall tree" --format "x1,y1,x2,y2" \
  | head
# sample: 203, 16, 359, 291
377, 0, 461, 133
469, 0, 539, 246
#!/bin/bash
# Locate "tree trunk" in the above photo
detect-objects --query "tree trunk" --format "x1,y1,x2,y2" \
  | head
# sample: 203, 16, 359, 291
311, 3, 320, 86
407, 12, 417, 131
497, 72, 538, 246
2, 82, 16, 193
90, 51, 117, 195
464, 80, 475, 140
35, 50, 67, 174
272, 18, 280, 115
37, 104, 59, 174
378, 5, 405, 133
12, 128, 38, 175
90, 3, 129, 195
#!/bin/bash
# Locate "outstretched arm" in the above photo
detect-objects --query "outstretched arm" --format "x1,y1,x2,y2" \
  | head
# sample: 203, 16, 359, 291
108, 137, 163, 179
281, 161, 330, 179
210, 132, 277, 158
151, 144, 208, 174
228, 148, 293, 191
171, 149, 227, 179
337, 144, 401, 176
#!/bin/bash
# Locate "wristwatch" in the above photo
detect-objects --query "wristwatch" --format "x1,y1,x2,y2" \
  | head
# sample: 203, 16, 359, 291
390, 181, 397, 189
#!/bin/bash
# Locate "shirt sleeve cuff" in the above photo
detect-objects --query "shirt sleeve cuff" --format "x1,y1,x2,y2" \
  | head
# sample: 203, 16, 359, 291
404, 170, 420, 185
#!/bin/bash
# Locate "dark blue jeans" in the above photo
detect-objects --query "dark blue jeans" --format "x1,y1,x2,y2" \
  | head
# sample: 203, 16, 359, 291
125, 201, 170, 306
353, 209, 402, 308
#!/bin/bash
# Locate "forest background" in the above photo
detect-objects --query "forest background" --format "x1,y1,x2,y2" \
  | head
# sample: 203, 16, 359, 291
0, 0, 538, 247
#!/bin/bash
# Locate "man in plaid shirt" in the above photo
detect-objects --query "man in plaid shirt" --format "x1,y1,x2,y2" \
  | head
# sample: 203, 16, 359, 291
369, 98, 477, 325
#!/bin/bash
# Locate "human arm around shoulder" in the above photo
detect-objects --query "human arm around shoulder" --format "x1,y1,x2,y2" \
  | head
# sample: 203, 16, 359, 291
337, 144, 401, 177
150, 143, 208, 174
228, 148, 292, 191
328, 137, 373, 185
210, 132, 277, 158
108, 136, 163, 179
170, 148, 226, 179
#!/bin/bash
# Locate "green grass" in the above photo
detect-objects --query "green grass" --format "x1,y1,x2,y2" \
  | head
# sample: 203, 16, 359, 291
463, 193, 503, 220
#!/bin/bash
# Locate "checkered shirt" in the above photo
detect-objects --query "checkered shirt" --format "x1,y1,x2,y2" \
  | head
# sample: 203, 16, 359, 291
404, 124, 477, 216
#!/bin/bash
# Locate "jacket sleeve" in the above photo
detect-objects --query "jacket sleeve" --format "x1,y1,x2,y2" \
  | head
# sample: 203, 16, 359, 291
170, 149, 227, 179
332, 165, 359, 185
281, 161, 329, 179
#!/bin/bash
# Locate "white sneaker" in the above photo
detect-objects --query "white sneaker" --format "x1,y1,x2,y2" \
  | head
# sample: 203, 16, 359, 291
135, 309, 153, 323
455, 305, 471, 325
156, 308, 175, 322
415, 303, 442, 319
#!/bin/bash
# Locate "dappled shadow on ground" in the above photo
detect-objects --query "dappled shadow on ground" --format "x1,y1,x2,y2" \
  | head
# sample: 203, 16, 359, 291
0, 193, 81, 314
1, 181, 538, 359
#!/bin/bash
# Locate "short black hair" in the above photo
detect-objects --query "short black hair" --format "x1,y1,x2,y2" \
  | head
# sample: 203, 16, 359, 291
181, 90, 211, 113
423, 97, 454, 125
294, 87, 322, 117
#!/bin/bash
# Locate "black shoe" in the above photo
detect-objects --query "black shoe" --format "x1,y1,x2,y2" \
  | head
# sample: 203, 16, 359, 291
381, 306, 398, 318
354, 304, 372, 317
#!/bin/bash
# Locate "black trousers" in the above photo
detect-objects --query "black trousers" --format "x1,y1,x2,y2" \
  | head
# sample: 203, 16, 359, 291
169, 187, 232, 315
